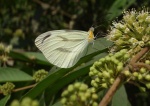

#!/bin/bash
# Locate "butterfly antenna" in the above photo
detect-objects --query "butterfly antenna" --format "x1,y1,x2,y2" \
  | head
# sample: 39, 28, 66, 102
94, 31, 107, 40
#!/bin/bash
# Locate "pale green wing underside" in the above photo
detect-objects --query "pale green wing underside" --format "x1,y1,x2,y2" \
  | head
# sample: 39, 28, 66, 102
35, 30, 89, 68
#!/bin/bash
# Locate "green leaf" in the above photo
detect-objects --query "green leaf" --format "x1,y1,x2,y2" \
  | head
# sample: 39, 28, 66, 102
0, 95, 11, 106
9, 51, 51, 66
112, 85, 131, 106
0, 67, 33, 82
52, 101, 63, 106
106, 0, 135, 21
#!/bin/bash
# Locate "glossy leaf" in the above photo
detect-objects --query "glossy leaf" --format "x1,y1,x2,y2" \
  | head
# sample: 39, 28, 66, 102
112, 85, 131, 106
0, 67, 33, 82
0, 95, 11, 106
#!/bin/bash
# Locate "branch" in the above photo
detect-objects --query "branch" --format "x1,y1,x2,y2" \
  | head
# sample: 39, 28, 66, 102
12, 84, 37, 92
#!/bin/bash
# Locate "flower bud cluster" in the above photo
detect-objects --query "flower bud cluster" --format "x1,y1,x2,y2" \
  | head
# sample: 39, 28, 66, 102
61, 82, 98, 106
123, 60, 150, 90
33, 69, 48, 82
89, 49, 130, 89
0, 82, 15, 95
107, 9, 150, 54
0, 43, 12, 63
10, 97, 39, 106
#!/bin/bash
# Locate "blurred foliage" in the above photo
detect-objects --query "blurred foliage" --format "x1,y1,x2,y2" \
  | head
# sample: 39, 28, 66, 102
0, 0, 137, 50
0, 0, 150, 106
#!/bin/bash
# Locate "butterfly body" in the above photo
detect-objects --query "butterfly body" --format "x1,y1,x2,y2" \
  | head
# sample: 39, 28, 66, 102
35, 27, 95, 68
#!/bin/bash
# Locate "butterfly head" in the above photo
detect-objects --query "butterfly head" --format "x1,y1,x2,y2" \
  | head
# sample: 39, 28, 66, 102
88, 27, 95, 43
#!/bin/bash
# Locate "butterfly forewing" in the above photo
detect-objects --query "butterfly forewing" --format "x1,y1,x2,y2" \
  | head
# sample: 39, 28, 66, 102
35, 30, 89, 68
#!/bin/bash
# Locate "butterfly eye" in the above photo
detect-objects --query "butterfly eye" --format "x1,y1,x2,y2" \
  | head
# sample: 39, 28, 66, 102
89, 27, 94, 31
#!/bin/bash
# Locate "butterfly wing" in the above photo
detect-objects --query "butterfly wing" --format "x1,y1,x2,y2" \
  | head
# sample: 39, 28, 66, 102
35, 30, 89, 68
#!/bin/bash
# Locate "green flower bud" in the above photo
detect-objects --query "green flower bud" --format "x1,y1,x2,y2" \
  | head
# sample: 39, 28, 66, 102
123, 54, 130, 60
70, 94, 77, 101
81, 96, 86, 102
113, 22, 126, 31
124, 28, 130, 34
105, 56, 111, 61
146, 83, 150, 89
85, 92, 91, 98
102, 71, 110, 78
93, 61, 99, 67
13, 29, 24, 38
74, 82, 81, 89
91, 81, 98, 88
138, 41, 144, 47
79, 84, 88, 91
61, 90, 69, 97
99, 58, 105, 63
90, 66, 96, 71
92, 102, 98, 106
114, 52, 122, 58
109, 78, 115, 84
115, 39, 126, 46
133, 72, 139, 77
90, 87, 96, 93
92, 94, 98, 100
89, 71, 94, 76
61, 98, 67, 104
31, 100, 39, 106
93, 69, 99, 75
78, 92, 84, 97
145, 16, 150, 23
142, 35, 149, 42
108, 69, 113, 75
145, 60, 150, 65
138, 74, 143, 80
140, 67, 146, 73
101, 83, 108, 88
117, 63, 123, 72
137, 11, 148, 23
21, 97, 32, 106
123, 70, 131, 77
10, 100, 20, 106
109, 29, 123, 41
145, 74, 150, 81
98, 72, 102, 78
68, 84, 74, 92
120, 49, 128, 54
95, 77, 100, 83
112, 58, 119, 65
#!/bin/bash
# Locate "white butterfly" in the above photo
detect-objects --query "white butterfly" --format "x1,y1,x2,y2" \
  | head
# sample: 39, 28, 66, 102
35, 27, 95, 68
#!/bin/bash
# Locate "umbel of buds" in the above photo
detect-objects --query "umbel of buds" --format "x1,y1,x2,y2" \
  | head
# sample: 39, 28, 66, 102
33, 69, 48, 82
107, 9, 150, 54
10, 97, 39, 106
61, 82, 98, 106
89, 49, 130, 89
0, 82, 15, 95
